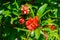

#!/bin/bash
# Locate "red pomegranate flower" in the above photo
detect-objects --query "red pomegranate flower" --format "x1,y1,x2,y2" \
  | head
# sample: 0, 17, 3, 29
26, 16, 38, 31
19, 18, 25, 25
21, 4, 30, 15
49, 24, 56, 30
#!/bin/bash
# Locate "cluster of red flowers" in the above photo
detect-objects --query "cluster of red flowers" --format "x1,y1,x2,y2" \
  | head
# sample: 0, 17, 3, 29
19, 4, 29, 25
26, 16, 38, 31
18, 4, 57, 40
21, 5, 30, 15
18, 4, 38, 31
19, 4, 56, 31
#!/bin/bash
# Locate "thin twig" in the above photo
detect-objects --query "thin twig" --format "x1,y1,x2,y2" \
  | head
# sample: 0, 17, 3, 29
40, 9, 51, 19
14, 27, 30, 32
3, 2, 10, 5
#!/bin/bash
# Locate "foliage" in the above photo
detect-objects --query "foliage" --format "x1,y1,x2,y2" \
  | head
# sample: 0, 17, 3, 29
0, 0, 60, 40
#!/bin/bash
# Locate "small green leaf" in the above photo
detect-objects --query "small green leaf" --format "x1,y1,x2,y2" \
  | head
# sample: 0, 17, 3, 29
10, 17, 17, 24
53, 9, 58, 18
37, 4, 48, 19
32, 6, 38, 9
12, 11, 19, 16
7, 5, 11, 9
0, 15, 2, 23
41, 20, 48, 26
10, 18, 14, 24
13, 0, 19, 9
42, 28, 51, 31
34, 28, 40, 39
3, 10, 11, 17
47, 18, 55, 24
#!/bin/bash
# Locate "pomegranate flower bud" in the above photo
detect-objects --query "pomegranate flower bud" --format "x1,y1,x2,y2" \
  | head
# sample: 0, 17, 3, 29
19, 18, 25, 25
21, 4, 30, 15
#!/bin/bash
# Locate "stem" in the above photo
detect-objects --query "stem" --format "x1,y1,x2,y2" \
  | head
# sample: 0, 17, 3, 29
27, 31, 31, 40
38, 10, 51, 27
40, 9, 51, 19
52, 9, 57, 18
14, 27, 31, 40
3, 2, 10, 5
15, 0, 19, 9
30, 6, 34, 18
14, 27, 30, 32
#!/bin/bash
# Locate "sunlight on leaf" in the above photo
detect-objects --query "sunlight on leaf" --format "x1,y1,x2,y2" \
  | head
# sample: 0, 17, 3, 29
37, 4, 48, 19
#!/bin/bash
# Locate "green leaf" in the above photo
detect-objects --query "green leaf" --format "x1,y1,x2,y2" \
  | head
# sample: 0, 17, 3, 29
12, 11, 19, 16
41, 18, 55, 25
32, 6, 38, 9
53, 9, 58, 18
0, 15, 2, 23
37, 4, 48, 19
13, 0, 19, 9
10, 17, 17, 24
41, 20, 48, 26
2, 10, 11, 17
42, 28, 51, 31
7, 5, 11, 9
47, 18, 55, 24
48, 31, 59, 40
34, 28, 40, 39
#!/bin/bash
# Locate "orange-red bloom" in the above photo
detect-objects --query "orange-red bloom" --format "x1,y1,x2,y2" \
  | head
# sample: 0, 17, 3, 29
26, 16, 38, 31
